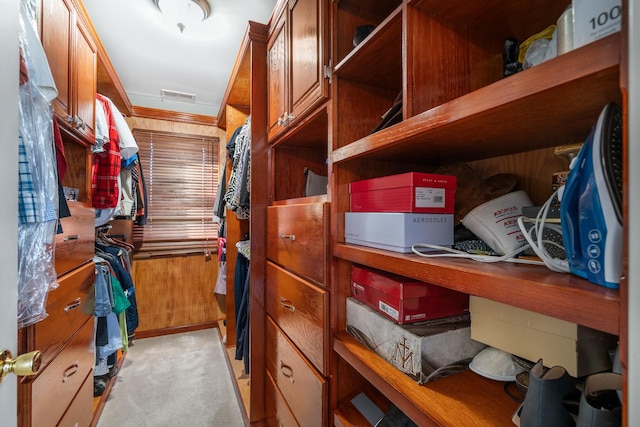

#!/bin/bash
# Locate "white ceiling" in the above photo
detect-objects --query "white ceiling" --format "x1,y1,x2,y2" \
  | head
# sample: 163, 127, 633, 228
83, 0, 277, 117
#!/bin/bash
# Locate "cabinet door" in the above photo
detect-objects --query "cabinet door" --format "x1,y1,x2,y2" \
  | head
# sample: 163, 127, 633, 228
40, 0, 73, 121
73, 17, 96, 141
267, 10, 288, 141
289, 0, 327, 122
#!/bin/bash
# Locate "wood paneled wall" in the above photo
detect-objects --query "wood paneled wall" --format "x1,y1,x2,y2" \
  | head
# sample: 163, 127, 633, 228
124, 114, 226, 337
132, 254, 221, 336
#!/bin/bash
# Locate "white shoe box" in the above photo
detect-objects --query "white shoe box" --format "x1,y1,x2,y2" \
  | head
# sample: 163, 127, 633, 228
345, 212, 453, 253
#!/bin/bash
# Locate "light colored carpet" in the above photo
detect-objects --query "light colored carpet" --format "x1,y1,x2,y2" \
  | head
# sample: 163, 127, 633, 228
96, 329, 245, 427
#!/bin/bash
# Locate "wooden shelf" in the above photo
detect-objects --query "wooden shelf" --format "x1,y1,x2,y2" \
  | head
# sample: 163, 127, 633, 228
334, 5, 403, 92
334, 332, 521, 426
410, 0, 569, 43
334, 243, 619, 335
337, 0, 401, 24
331, 33, 621, 162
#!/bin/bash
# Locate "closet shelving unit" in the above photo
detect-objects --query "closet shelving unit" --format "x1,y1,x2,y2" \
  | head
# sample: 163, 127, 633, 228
328, 0, 626, 425
216, 21, 269, 424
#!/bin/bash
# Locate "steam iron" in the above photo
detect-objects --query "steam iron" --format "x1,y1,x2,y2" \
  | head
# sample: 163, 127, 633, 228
560, 103, 623, 289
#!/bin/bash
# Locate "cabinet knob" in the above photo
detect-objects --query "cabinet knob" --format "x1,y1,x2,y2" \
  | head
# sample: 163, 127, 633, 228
286, 113, 295, 125
72, 115, 85, 130
277, 112, 289, 127
279, 233, 296, 241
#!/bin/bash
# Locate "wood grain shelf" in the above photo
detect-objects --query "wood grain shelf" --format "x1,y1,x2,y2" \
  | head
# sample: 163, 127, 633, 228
334, 332, 521, 427
331, 33, 621, 163
334, 243, 619, 335
333, 5, 403, 92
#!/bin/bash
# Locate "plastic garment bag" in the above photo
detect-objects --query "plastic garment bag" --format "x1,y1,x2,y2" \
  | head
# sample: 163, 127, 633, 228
17, 1, 60, 327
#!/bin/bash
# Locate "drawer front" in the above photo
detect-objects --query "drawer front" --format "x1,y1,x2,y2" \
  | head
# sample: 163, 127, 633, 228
55, 203, 95, 277
31, 318, 94, 427
266, 370, 299, 427
266, 203, 327, 285
33, 262, 95, 368
57, 370, 93, 427
266, 317, 326, 427
266, 261, 328, 375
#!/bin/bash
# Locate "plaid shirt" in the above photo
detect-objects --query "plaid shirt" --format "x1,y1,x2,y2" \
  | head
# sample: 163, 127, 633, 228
93, 94, 121, 209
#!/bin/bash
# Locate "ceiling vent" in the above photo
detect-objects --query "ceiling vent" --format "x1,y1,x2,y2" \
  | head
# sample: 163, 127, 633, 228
160, 89, 197, 103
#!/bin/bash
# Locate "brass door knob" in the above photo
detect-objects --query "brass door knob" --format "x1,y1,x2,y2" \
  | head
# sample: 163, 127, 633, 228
0, 349, 42, 383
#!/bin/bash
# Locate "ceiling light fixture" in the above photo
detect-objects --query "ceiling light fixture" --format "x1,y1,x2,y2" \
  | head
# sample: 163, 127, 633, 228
153, 0, 211, 33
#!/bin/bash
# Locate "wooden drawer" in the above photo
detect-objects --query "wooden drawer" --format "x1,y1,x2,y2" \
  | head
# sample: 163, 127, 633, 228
30, 318, 94, 427
266, 317, 327, 427
32, 262, 95, 368
266, 261, 328, 374
55, 202, 95, 277
266, 202, 328, 285
266, 370, 299, 427
57, 370, 93, 427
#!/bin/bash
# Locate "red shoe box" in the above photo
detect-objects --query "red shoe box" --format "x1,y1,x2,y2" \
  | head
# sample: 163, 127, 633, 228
349, 172, 456, 214
351, 265, 469, 324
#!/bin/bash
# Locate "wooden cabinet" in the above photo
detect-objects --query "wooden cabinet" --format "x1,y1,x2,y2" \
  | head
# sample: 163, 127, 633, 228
267, 0, 329, 141
329, 0, 628, 425
19, 262, 95, 427
250, 0, 633, 425
18, 3, 102, 425
254, 2, 332, 421
216, 21, 270, 424
265, 317, 327, 427
40, 0, 96, 142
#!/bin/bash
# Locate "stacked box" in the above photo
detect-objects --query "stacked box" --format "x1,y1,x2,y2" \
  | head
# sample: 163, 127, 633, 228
349, 172, 456, 214
346, 298, 485, 383
351, 265, 468, 324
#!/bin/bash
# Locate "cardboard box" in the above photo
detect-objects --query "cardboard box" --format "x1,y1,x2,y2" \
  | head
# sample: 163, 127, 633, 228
469, 297, 618, 377
346, 298, 485, 383
351, 265, 469, 324
345, 212, 454, 253
572, 0, 621, 50
349, 172, 456, 214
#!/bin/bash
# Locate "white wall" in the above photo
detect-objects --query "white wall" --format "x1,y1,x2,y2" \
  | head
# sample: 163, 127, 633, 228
0, 0, 20, 426
627, 0, 639, 424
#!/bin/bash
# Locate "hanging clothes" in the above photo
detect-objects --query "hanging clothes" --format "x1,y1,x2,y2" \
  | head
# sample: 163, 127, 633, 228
234, 249, 250, 374
224, 117, 251, 220
93, 94, 121, 209
17, 1, 60, 327
95, 230, 139, 335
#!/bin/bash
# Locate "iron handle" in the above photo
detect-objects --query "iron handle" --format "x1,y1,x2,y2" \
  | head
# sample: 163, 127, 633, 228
63, 234, 79, 241
279, 233, 296, 241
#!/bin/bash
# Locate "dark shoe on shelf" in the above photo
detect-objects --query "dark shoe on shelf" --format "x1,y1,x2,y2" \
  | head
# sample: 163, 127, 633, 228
513, 359, 577, 427
576, 372, 621, 427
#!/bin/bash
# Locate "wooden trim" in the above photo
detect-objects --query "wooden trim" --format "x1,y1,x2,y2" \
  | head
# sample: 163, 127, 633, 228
90, 350, 127, 427
216, 328, 251, 427
134, 322, 218, 339
130, 105, 217, 126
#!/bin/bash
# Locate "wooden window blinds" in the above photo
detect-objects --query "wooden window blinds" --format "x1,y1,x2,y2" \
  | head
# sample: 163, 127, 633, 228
132, 129, 219, 256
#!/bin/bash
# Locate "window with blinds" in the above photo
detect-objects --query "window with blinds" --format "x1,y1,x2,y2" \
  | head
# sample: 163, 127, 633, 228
132, 129, 219, 256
